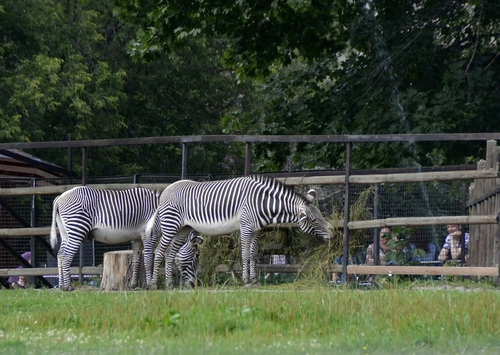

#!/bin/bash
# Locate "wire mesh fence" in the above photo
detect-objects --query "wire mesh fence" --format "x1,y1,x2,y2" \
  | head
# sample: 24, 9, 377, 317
0, 174, 472, 280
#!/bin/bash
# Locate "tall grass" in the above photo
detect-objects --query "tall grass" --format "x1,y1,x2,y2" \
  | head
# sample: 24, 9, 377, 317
1, 285, 499, 354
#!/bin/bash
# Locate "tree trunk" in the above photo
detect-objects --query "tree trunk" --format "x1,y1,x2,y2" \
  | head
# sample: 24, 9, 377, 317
100, 250, 145, 291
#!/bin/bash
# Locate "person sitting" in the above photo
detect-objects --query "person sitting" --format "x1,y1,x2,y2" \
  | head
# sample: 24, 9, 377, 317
437, 225, 469, 263
365, 227, 394, 265
417, 242, 439, 262
7, 251, 32, 289
413, 233, 439, 263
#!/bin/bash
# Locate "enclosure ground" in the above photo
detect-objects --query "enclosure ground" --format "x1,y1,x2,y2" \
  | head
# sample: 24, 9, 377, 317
1, 281, 499, 355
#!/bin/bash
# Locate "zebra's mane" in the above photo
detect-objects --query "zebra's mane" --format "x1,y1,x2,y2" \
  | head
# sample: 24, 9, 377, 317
247, 174, 310, 204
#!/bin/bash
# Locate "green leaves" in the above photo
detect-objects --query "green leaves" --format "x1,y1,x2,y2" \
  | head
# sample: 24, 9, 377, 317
1, 0, 499, 176
0, 1, 125, 143
4, 53, 125, 141
115, 0, 349, 77
383, 227, 427, 266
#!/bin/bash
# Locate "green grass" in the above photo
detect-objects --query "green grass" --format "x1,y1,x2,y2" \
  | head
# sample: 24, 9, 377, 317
1, 283, 500, 354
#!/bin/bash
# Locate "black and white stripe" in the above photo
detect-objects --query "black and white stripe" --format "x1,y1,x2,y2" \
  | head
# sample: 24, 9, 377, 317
147, 175, 332, 289
50, 186, 162, 291
175, 230, 204, 288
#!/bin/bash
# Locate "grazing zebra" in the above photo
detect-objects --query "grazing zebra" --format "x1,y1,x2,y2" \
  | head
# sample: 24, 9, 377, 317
175, 230, 204, 288
50, 186, 163, 291
147, 175, 333, 289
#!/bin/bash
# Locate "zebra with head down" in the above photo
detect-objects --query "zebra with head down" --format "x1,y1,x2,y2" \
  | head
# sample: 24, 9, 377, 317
175, 230, 204, 288
146, 175, 333, 289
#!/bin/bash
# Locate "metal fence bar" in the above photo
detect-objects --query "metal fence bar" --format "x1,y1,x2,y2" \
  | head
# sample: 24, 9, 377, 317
342, 142, 352, 284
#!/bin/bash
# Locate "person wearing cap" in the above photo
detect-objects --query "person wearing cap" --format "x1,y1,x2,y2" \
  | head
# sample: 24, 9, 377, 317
7, 251, 32, 288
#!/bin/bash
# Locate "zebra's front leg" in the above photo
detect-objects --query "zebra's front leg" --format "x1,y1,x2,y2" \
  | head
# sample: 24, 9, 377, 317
240, 231, 252, 286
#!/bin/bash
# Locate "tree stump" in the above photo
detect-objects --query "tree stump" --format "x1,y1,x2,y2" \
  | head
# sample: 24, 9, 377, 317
100, 250, 145, 291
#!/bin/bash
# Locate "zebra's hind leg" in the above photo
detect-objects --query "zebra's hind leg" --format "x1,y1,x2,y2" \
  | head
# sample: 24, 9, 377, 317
150, 231, 176, 290
165, 231, 189, 289
57, 248, 74, 291
130, 240, 142, 289
149, 249, 162, 290
164, 246, 176, 290
143, 239, 154, 290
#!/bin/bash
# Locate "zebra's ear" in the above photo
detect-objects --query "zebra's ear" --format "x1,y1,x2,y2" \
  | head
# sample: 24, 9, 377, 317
306, 189, 316, 203
194, 236, 204, 245
299, 207, 307, 221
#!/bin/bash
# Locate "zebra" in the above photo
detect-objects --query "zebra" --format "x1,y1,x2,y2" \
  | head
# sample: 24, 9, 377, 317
175, 230, 204, 288
146, 175, 333, 289
50, 186, 168, 291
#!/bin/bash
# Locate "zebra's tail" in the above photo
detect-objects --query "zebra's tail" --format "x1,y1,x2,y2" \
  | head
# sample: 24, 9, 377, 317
50, 197, 60, 250
145, 208, 159, 243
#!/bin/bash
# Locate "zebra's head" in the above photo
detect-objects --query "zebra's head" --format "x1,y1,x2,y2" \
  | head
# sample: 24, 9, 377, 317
177, 230, 204, 289
298, 189, 333, 240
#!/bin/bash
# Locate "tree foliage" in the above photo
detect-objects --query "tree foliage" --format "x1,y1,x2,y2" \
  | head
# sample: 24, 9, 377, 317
115, 0, 500, 170
0, 1, 125, 143
0, 0, 254, 176
1, 1, 499, 176
114, 0, 348, 78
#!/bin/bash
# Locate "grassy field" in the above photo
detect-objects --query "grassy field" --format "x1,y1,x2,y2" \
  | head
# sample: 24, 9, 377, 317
1, 281, 500, 354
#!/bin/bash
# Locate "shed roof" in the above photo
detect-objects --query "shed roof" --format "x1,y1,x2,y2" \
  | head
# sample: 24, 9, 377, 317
0, 149, 70, 179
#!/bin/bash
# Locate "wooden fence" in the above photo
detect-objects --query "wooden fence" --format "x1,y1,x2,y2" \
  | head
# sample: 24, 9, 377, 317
1, 134, 500, 285
468, 140, 500, 272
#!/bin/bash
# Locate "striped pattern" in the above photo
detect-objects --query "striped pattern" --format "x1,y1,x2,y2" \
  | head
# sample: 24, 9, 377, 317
148, 175, 332, 289
50, 186, 161, 291
175, 230, 204, 288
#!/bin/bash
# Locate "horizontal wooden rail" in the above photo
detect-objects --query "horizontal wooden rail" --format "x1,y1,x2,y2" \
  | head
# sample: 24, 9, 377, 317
341, 265, 500, 277
348, 215, 499, 230
0, 267, 102, 277
349, 169, 498, 184
0, 227, 54, 237
279, 169, 498, 186
0, 184, 169, 197
3, 264, 498, 279
1, 214, 498, 238
217, 264, 500, 277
